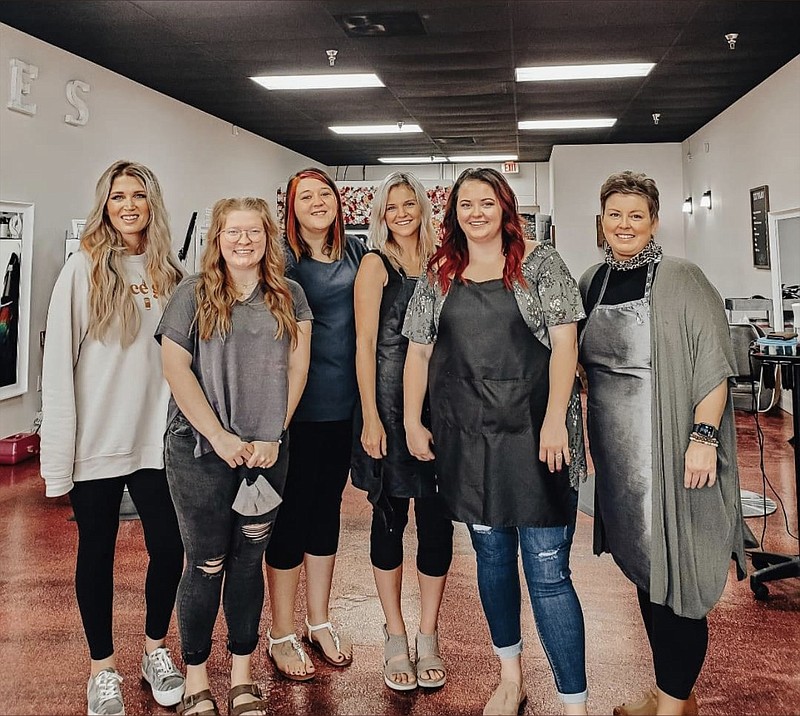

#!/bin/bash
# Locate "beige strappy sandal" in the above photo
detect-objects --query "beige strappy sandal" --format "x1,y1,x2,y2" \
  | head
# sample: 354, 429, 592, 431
415, 630, 446, 688
383, 625, 417, 691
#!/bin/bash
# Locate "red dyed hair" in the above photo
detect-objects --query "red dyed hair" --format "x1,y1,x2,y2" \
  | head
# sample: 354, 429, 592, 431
429, 167, 526, 293
284, 167, 346, 261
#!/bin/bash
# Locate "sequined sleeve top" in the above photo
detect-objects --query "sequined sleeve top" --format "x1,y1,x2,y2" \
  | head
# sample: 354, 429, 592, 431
401, 242, 588, 488
402, 242, 586, 349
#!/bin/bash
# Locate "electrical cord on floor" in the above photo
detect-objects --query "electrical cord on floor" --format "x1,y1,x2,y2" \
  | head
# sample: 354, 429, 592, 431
748, 358, 799, 545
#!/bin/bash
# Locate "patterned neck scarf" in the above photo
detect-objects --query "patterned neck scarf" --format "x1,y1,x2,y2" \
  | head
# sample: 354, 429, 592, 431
604, 239, 663, 271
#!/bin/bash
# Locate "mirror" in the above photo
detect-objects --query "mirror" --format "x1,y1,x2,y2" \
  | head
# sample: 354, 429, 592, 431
0, 201, 34, 401
768, 208, 800, 331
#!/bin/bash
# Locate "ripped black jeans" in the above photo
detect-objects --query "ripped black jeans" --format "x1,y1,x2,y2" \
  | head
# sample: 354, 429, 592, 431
165, 414, 287, 666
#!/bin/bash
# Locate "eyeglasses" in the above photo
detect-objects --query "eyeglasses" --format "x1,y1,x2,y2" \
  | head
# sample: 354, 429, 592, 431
220, 228, 265, 241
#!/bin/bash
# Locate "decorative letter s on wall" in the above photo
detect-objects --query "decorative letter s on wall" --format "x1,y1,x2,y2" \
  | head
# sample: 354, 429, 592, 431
65, 80, 90, 126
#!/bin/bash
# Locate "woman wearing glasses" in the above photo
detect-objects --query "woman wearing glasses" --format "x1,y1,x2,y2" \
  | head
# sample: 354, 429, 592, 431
157, 197, 312, 716
264, 168, 367, 680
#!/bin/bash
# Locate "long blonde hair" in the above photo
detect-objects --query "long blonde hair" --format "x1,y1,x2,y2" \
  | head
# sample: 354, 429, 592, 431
195, 197, 299, 345
368, 171, 435, 274
80, 160, 183, 346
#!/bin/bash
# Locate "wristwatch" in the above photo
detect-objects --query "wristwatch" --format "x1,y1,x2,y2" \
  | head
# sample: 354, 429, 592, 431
692, 422, 719, 441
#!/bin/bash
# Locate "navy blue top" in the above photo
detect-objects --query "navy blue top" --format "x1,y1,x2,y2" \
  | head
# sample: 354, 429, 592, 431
287, 235, 368, 421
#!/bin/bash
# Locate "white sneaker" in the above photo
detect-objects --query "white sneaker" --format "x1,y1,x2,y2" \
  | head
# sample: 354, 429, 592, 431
141, 646, 185, 707
87, 669, 124, 716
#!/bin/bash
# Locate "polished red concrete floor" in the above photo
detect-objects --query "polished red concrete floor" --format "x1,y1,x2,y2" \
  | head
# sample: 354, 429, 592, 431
0, 407, 797, 715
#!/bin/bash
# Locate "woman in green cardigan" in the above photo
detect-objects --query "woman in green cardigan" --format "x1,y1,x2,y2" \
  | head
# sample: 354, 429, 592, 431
578, 171, 747, 716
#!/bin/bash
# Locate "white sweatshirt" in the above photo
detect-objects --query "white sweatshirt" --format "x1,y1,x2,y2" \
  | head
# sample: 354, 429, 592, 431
40, 251, 171, 497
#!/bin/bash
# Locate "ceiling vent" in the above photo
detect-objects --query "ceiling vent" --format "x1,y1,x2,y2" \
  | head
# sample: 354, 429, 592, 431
433, 136, 478, 145
334, 12, 426, 37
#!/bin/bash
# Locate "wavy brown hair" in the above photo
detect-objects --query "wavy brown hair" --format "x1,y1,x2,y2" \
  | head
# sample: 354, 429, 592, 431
284, 168, 345, 261
430, 167, 525, 293
195, 197, 299, 345
80, 160, 183, 346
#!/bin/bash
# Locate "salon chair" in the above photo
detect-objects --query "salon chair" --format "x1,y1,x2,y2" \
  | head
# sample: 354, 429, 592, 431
729, 322, 779, 413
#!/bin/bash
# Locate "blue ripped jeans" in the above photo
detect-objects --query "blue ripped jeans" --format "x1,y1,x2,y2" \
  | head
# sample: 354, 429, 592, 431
468, 515, 587, 703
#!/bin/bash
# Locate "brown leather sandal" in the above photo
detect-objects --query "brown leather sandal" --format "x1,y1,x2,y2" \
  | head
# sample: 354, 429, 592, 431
228, 683, 267, 716
177, 688, 219, 716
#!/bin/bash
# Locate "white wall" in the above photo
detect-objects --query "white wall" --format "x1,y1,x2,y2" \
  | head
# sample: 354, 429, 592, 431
548, 143, 684, 280
0, 24, 321, 434
682, 54, 800, 302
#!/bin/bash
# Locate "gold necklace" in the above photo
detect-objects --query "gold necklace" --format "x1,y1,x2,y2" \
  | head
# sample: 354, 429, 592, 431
232, 279, 259, 298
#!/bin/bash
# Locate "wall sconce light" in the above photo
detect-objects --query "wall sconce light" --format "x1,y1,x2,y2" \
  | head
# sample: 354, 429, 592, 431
682, 197, 693, 214
700, 190, 712, 209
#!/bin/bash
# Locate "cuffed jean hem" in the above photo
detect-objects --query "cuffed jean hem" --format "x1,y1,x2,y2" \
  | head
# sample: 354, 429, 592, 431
183, 647, 213, 667
228, 636, 259, 657
492, 638, 523, 659
559, 688, 588, 704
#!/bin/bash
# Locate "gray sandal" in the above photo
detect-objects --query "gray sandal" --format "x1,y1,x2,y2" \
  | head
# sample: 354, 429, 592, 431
415, 630, 446, 688
383, 625, 417, 691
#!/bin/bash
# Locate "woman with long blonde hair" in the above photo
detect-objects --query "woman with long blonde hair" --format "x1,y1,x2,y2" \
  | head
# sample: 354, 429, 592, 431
351, 172, 453, 692
41, 160, 186, 716
158, 197, 312, 716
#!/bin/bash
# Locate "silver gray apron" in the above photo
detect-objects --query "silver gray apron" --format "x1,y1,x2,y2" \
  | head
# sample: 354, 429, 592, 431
579, 262, 655, 591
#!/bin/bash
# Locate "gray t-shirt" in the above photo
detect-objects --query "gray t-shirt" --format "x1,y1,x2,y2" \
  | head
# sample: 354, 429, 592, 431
155, 275, 313, 457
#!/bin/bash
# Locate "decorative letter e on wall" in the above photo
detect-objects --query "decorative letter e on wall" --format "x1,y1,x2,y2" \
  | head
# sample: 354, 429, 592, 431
7, 58, 38, 115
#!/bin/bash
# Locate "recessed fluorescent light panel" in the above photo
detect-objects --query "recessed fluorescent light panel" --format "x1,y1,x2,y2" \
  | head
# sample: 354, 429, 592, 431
329, 124, 423, 135
518, 119, 617, 130
515, 63, 655, 82
250, 73, 384, 90
378, 156, 448, 164
447, 154, 518, 162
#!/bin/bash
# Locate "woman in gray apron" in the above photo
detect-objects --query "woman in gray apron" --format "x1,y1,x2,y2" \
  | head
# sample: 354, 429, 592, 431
579, 171, 747, 716
403, 168, 588, 716
351, 172, 453, 692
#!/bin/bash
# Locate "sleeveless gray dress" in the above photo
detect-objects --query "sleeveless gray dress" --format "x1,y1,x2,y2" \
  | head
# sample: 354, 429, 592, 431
579, 261, 656, 590
351, 252, 437, 508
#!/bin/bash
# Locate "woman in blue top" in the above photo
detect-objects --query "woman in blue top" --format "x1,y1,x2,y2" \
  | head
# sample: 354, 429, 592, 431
264, 168, 367, 680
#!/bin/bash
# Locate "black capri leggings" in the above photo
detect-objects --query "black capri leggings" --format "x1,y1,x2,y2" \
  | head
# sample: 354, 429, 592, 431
69, 469, 184, 661
637, 588, 709, 700
265, 420, 352, 570
370, 495, 453, 576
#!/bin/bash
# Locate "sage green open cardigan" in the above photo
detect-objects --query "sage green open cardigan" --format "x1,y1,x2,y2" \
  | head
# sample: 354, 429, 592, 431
580, 256, 747, 619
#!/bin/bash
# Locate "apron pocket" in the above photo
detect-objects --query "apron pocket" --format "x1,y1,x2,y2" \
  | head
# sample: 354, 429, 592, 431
481, 378, 533, 434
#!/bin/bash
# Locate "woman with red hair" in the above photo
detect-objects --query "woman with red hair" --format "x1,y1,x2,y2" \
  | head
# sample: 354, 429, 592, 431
403, 168, 589, 715
264, 168, 367, 680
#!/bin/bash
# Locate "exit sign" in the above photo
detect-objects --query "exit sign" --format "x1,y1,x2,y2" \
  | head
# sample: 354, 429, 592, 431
502, 161, 519, 174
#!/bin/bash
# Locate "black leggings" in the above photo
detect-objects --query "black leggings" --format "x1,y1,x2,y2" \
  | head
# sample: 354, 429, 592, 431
265, 420, 352, 570
370, 495, 454, 576
69, 469, 184, 661
637, 588, 709, 700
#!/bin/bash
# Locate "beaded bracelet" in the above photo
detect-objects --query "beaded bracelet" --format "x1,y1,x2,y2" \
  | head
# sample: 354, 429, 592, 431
689, 431, 719, 448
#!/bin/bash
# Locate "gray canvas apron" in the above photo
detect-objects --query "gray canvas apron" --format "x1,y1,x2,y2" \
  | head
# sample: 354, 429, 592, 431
579, 261, 655, 590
